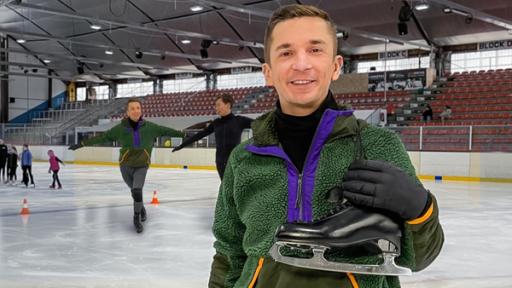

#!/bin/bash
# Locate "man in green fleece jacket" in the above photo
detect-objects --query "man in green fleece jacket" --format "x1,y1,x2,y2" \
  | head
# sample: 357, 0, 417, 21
68, 98, 183, 233
208, 4, 443, 288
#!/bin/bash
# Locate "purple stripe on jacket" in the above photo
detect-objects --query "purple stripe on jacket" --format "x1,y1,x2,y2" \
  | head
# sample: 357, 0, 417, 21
245, 145, 300, 222
246, 109, 354, 223
133, 119, 143, 148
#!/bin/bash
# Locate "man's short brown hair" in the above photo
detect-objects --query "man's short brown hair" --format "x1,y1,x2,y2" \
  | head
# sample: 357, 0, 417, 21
126, 98, 142, 110
215, 94, 234, 108
264, 4, 338, 64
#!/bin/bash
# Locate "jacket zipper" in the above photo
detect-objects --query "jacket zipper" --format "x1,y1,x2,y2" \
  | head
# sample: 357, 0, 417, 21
295, 173, 303, 221
294, 111, 328, 222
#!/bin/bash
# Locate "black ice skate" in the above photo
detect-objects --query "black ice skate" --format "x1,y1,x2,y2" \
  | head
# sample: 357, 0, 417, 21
133, 213, 144, 233
269, 204, 412, 276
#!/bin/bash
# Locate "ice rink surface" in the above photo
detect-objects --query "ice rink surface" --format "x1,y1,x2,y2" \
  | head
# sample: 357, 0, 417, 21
1, 162, 511, 288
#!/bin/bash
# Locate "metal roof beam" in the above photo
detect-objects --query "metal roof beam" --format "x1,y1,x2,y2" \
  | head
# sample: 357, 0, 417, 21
6, 2, 264, 49
0, 28, 261, 67
186, 0, 431, 50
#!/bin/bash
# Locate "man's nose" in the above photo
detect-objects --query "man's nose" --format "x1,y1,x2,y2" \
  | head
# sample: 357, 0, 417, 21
291, 51, 312, 71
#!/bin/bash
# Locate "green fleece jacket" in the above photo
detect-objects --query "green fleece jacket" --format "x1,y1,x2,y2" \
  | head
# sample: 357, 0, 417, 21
209, 108, 444, 288
82, 118, 183, 167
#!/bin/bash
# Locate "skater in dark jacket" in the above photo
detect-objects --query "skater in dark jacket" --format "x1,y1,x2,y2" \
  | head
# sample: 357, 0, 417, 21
69, 98, 183, 233
7, 145, 18, 185
21, 144, 35, 188
0, 139, 7, 183
172, 94, 253, 179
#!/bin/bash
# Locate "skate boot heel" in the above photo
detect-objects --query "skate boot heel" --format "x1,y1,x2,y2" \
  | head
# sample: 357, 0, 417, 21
377, 239, 400, 254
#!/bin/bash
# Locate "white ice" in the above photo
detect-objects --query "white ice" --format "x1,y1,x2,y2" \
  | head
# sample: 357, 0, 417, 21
1, 162, 511, 287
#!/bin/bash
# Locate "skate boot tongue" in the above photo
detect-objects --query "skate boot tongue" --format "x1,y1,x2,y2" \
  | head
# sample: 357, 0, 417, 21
326, 186, 344, 203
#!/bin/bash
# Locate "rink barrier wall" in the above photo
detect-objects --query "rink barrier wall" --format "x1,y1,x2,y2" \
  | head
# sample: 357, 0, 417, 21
20, 146, 512, 183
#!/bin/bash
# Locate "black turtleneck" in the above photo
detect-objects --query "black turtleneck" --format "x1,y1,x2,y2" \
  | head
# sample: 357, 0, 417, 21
276, 93, 338, 172
219, 112, 234, 122
128, 118, 140, 130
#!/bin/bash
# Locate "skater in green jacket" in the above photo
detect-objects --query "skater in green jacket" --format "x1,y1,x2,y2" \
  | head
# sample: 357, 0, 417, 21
69, 98, 183, 233
208, 4, 443, 288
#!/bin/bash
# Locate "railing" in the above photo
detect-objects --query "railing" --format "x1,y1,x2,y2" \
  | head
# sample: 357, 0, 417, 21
1, 99, 128, 145
29, 109, 85, 125
3, 118, 510, 153
0, 123, 61, 145
389, 125, 512, 152
60, 99, 112, 110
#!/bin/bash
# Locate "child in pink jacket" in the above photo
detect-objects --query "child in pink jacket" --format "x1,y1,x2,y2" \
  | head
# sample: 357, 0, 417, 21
48, 150, 64, 189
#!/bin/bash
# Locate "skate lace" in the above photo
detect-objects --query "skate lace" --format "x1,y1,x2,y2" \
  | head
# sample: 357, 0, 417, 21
325, 186, 350, 217
327, 199, 351, 216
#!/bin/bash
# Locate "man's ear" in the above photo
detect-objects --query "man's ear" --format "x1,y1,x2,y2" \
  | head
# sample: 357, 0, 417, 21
331, 55, 343, 81
262, 63, 274, 86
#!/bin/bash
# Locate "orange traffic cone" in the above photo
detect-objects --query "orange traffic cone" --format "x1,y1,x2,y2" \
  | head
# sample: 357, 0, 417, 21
20, 198, 30, 215
150, 190, 160, 205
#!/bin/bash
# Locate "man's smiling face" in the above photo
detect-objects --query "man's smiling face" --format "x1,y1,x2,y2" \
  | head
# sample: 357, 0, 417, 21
262, 16, 342, 116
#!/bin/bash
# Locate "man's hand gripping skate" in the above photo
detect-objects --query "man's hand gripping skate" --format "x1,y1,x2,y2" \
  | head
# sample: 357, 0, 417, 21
342, 160, 429, 220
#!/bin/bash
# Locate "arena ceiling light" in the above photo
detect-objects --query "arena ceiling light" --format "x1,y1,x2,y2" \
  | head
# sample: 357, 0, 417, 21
443, 7, 469, 17
43, 59, 51, 63
442, 7, 473, 24
16, 38, 26, 43
181, 39, 191, 44
105, 49, 114, 55
190, 5, 203, 12
414, 1, 430, 11
90, 24, 102, 30
337, 31, 349, 41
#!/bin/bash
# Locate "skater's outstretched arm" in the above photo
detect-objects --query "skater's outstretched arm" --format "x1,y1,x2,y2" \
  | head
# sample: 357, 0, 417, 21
238, 116, 254, 130
152, 122, 184, 138
209, 158, 247, 287
172, 123, 214, 152
342, 127, 444, 272
68, 126, 120, 150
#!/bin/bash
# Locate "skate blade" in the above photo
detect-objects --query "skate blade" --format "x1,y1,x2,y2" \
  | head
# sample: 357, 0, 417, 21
269, 242, 412, 276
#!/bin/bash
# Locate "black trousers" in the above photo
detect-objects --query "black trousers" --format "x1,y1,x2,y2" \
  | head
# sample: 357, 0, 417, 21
8, 166, 16, 181
22, 165, 35, 186
0, 161, 6, 180
216, 160, 227, 180
51, 169, 61, 187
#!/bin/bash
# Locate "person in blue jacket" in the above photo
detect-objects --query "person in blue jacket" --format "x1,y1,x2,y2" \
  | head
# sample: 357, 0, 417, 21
21, 144, 35, 188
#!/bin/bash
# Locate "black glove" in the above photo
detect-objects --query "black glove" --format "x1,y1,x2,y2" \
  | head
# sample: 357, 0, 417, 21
172, 145, 182, 152
68, 143, 83, 151
342, 159, 429, 220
